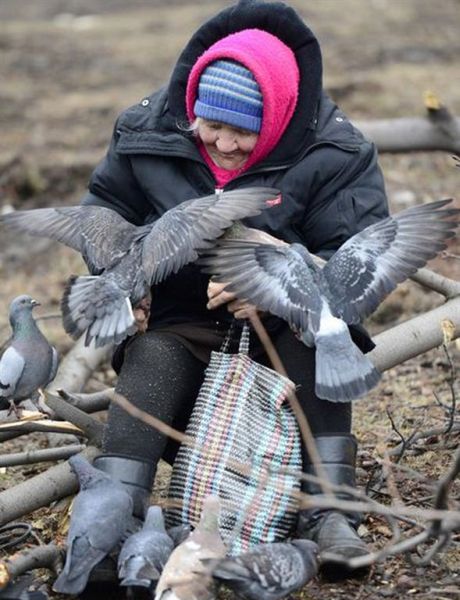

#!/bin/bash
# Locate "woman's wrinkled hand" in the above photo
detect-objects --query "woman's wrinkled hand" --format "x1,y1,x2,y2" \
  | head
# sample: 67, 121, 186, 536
207, 280, 262, 320
134, 294, 151, 333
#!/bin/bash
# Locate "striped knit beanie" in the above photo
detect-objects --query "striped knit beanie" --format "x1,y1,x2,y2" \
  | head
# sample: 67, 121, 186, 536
194, 59, 263, 133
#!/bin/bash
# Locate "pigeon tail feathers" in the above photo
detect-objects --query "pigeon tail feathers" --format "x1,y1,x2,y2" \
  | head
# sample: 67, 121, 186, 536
61, 275, 136, 347
53, 570, 90, 595
313, 328, 380, 402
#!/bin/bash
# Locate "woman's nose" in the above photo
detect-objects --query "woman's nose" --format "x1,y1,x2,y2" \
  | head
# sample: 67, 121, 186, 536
215, 132, 237, 152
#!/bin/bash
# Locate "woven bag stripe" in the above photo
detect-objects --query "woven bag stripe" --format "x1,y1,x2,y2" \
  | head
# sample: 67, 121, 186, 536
239, 406, 287, 547
182, 355, 256, 523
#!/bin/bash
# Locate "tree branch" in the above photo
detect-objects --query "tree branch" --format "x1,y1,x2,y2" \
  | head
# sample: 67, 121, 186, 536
0, 543, 62, 591
0, 447, 100, 528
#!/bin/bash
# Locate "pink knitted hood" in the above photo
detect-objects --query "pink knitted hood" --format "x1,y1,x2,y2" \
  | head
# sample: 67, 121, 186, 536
186, 29, 300, 186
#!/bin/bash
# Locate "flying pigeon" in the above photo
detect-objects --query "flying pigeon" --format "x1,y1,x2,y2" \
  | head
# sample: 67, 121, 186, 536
0, 187, 280, 348
118, 505, 174, 590
53, 454, 133, 596
204, 539, 319, 600
0, 295, 58, 416
200, 199, 459, 402
154, 496, 226, 600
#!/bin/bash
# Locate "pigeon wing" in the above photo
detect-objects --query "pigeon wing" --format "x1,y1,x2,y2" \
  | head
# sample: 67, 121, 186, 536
1, 206, 145, 272
322, 199, 459, 324
0, 346, 25, 396
142, 187, 280, 284
199, 240, 314, 331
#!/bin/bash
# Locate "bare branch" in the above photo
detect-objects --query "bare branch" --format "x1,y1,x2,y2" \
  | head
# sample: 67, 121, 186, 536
354, 117, 460, 153
0, 444, 85, 468
0, 543, 62, 591
57, 388, 114, 413
0, 447, 100, 527
369, 296, 460, 372
43, 391, 104, 445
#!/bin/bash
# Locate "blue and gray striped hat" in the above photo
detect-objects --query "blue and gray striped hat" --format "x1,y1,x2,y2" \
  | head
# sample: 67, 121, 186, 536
194, 59, 263, 133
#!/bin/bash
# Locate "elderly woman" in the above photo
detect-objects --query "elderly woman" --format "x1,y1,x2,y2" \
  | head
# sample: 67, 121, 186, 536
80, 0, 387, 585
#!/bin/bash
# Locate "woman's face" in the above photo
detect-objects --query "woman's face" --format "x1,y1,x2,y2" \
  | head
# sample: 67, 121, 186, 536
197, 119, 259, 170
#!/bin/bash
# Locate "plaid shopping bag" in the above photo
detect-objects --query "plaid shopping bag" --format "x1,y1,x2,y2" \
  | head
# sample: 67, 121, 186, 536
166, 320, 302, 554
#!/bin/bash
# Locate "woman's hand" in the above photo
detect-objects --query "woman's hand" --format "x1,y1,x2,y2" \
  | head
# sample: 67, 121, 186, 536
133, 294, 151, 333
207, 280, 262, 320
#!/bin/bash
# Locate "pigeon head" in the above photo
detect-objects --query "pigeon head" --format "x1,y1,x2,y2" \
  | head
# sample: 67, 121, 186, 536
9, 295, 40, 325
144, 505, 167, 532
69, 454, 109, 490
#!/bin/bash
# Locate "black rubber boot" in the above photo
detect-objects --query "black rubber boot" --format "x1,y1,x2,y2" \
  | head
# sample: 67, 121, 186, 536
297, 434, 369, 581
78, 454, 156, 599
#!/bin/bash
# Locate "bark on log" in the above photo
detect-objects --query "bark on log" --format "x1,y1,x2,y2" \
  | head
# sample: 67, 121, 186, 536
369, 295, 460, 372
0, 447, 100, 528
354, 116, 460, 153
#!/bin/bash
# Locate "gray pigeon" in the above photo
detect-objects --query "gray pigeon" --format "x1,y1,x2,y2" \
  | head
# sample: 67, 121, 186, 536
204, 539, 318, 600
118, 505, 174, 589
53, 454, 133, 595
0, 188, 280, 348
200, 199, 459, 402
154, 496, 226, 600
167, 523, 192, 547
0, 295, 58, 416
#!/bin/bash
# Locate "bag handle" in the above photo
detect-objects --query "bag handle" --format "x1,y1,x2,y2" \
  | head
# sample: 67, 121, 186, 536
221, 319, 250, 355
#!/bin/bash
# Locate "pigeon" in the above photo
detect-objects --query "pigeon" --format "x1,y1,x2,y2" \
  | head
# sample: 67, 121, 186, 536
0, 295, 58, 416
167, 524, 192, 547
154, 496, 226, 600
53, 454, 133, 595
204, 539, 319, 600
199, 199, 460, 402
0, 187, 280, 348
118, 505, 174, 589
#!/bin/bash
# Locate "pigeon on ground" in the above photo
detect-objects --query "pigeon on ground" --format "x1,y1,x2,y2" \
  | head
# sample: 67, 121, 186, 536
167, 523, 192, 547
0, 295, 58, 416
53, 454, 133, 596
0, 188, 280, 348
204, 539, 319, 600
154, 496, 226, 600
200, 199, 459, 402
118, 505, 174, 589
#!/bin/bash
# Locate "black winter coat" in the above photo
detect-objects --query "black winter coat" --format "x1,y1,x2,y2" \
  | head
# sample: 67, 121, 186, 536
82, 0, 389, 330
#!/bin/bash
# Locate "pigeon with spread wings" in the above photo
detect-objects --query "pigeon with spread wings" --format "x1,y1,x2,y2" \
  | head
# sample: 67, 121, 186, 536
199, 199, 459, 402
0, 187, 279, 348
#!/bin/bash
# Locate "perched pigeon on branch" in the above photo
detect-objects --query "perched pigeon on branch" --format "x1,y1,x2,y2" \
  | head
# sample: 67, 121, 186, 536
204, 539, 318, 600
0, 295, 58, 416
200, 199, 459, 402
118, 505, 174, 590
155, 496, 226, 600
53, 454, 133, 596
0, 187, 280, 348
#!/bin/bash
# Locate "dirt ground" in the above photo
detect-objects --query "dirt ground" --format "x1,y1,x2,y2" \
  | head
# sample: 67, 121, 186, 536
0, 1, 459, 599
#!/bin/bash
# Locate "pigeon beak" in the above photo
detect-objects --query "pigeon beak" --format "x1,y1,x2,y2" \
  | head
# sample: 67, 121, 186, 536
31, 299, 41, 307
